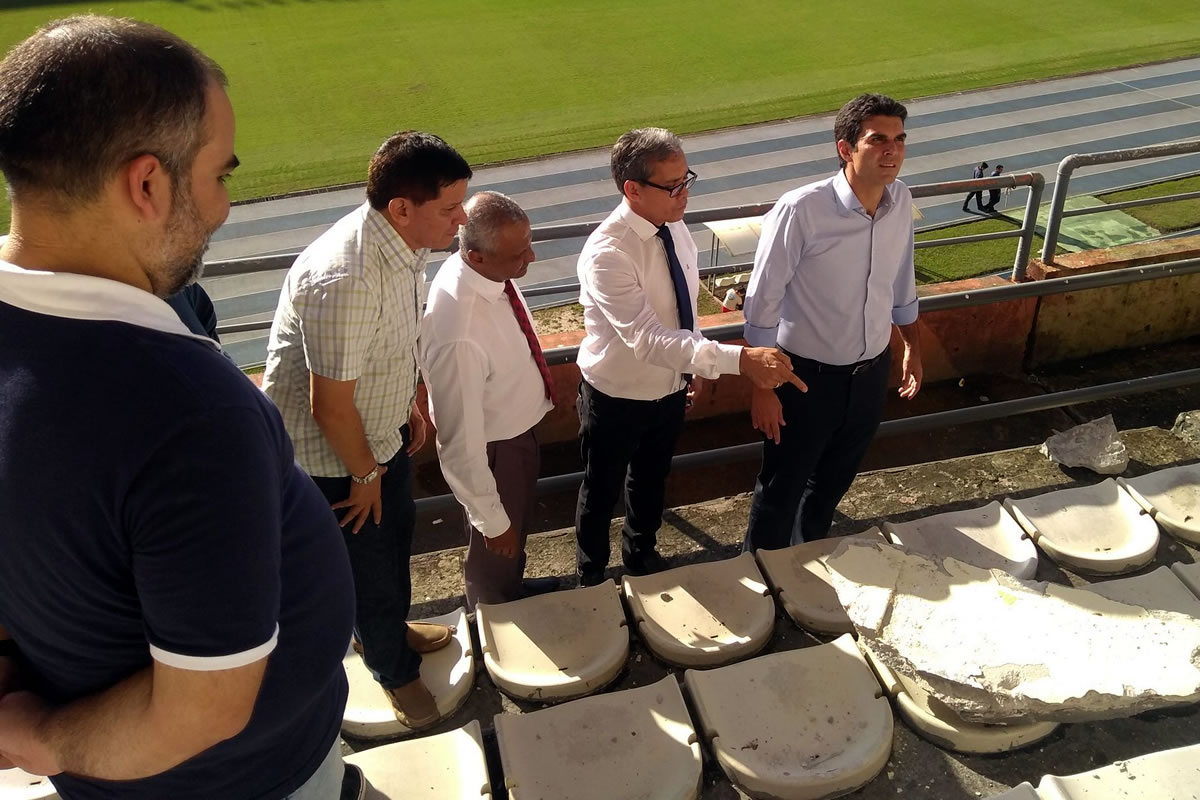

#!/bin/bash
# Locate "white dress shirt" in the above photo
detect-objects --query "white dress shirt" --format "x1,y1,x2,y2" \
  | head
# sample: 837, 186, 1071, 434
263, 202, 427, 476
576, 201, 742, 400
743, 170, 919, 365
420, 253, 554, 538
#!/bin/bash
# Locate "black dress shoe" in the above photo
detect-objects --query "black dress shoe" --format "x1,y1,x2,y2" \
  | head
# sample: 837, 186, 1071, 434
519, 576, 562, 597
341, 762, 366, 800
623, 550, 670, 576
576, 569, 605, 588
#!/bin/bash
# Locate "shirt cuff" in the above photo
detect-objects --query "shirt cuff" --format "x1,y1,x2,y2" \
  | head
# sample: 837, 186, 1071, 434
892, 299, 919, 326
716, 343, 743, 375
472, 502, 512, 539
742, 323, 780, 348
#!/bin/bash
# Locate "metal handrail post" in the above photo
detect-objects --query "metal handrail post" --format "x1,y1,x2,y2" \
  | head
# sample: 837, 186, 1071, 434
1011, 173, 1044, 281
1040, 140, 1200, 264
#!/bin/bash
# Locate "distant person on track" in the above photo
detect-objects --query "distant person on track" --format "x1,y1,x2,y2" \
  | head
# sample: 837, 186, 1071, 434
0, 15, 361, 799
573, 127, 805, 587
420, 191, 561, 610
962, 161, 989, 212
983, 164, 1005, 212
722, 287, 744, 312
262, 131, 471, 731
742, 93, 924, 552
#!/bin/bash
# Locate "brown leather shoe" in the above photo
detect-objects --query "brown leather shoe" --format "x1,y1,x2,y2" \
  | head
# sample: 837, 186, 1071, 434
406, 622, 454, 654
384, 678, 441, 730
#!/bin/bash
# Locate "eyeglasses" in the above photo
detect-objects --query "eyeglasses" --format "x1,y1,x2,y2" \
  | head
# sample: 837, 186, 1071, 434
641, 169, 697, 198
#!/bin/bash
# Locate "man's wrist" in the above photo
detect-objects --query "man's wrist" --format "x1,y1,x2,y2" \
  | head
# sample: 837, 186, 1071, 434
350, 464, 381, 485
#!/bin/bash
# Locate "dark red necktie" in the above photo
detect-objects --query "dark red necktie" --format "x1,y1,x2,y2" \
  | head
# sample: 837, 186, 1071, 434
503, 280, 556, 404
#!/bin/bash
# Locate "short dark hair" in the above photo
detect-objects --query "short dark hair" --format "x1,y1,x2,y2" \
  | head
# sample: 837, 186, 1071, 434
832, 93, 908, 168
366, 131, 473, 210
0, 15, 226, 202
610, 127, 684, 195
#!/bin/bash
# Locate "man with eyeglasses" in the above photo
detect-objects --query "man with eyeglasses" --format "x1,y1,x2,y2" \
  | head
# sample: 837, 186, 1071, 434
574, 127, 804, 587
742, 93, 923, 552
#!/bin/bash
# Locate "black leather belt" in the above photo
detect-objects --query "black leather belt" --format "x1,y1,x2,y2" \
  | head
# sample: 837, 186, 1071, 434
784, 347, 889, 375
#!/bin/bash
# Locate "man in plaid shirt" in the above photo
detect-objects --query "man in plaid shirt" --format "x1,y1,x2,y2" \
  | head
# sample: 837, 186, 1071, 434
264, 131, 471, 730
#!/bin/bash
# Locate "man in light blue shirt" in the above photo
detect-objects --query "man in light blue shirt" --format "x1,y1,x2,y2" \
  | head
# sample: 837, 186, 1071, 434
742, 93, 924, 551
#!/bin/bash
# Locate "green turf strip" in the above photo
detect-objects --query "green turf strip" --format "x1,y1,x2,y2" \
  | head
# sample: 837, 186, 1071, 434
1099, 174, 1200, 234
2, 0, 1199, 222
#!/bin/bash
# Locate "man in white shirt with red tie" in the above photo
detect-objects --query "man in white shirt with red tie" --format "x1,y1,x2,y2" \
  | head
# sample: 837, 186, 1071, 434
421, 192, 562, 609
574, 127, 805, 586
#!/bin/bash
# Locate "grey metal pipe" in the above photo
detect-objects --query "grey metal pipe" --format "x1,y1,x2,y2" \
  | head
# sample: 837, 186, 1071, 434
1057, 188, 1200, 218
1040, 140, 1200, 264
413, 365, 1200, 514
1011, 173, 1045, 281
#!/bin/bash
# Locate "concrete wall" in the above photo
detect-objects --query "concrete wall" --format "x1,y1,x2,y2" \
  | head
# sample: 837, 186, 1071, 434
1025, 235, 1200, 367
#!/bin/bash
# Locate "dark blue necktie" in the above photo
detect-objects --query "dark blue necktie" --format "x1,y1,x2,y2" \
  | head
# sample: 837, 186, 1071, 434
656, 224, 694, 388
656, 224, 695, 333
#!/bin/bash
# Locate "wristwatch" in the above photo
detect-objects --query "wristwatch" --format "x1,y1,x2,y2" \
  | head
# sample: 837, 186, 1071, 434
351, 464, 382, 485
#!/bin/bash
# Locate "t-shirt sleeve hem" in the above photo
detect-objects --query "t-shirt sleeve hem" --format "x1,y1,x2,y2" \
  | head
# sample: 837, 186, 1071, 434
149, 623, 279, 671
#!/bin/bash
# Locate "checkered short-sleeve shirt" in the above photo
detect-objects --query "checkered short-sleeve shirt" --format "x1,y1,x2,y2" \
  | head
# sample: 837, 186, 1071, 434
263, 203, 427, 477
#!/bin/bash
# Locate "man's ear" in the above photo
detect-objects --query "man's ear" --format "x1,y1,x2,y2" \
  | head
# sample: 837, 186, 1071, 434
622, 179, 640, 203
123, 154, 172, 223
835, 139, 855, 165
386, 196, 412, 230
464, 247, 484, 267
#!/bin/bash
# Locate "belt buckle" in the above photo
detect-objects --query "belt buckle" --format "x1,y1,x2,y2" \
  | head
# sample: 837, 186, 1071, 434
851, 359, 870, 375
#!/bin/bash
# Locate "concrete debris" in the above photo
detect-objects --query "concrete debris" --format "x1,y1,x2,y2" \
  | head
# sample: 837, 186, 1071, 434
1039, 415, 1129, 474
1172, 410, 1200, 447
825, 540, 1200, 723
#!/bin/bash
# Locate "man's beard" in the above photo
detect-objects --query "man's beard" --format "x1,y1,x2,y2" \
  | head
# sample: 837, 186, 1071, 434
153, 182, 215, 298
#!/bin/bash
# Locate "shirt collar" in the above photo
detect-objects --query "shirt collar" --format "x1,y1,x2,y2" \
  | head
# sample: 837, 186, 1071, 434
363, 202, 429, 274
447, 252, 508, 303
832, 169, 896, 218
0, 257, 220, 349
616, 199, 663, 242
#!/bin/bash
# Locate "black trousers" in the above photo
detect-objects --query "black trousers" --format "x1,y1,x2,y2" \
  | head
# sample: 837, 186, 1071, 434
575, 380, 687, 577
744, 348, 891, 552
312, 436, 420, 689
963, 190, 985, 210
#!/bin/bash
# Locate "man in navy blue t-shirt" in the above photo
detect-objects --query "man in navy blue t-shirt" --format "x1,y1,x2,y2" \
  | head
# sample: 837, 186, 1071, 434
0, 16, 356, 800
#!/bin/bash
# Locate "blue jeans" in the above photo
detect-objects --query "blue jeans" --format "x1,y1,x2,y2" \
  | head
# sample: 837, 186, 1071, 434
285, 740, 343, 800
312, 444, 421, 689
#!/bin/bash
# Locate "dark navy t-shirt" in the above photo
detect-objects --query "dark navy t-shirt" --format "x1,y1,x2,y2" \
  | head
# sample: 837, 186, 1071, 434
0, 288, 354, 799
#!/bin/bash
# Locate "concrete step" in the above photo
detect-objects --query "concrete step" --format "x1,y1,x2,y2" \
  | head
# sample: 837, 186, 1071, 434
1084, 565, 1200, 616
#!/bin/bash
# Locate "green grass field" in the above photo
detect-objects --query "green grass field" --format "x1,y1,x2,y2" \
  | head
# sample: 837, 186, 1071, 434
1099, 174, 1200, 233
2, 0, 1200, 219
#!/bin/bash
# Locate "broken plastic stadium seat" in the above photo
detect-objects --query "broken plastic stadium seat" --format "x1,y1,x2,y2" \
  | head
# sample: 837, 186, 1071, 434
754, 528, 886, 635
622, 552, 774, 668
1004, 479, 1159, 575
342, 607, 474, 739
684, 633, 892, 799
493, 675, 701, 800
1119, 463, 1200, 546
475, 580, 628, 702
883, 500, 1037, 579
344, 719, 491, 799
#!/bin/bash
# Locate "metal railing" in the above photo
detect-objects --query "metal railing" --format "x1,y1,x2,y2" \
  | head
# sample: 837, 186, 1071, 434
1040, 139, 1200, 263
211, 172, 1043, 338
414, 362, 1200, 514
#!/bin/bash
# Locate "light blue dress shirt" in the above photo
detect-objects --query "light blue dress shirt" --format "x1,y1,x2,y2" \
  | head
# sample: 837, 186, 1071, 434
742, 170, 919, 365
